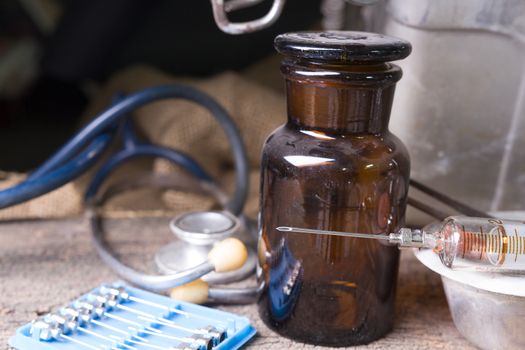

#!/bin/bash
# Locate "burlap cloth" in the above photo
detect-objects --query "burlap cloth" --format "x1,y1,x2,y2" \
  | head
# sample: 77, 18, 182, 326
0, 63, 285, 220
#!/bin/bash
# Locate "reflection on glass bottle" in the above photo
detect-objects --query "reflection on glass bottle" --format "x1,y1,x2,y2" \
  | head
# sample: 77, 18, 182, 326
258, 31, 412, 346
266, 238, 303, 321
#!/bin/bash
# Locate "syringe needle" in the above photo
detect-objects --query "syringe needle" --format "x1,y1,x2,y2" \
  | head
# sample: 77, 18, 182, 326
276, 226, 392, 241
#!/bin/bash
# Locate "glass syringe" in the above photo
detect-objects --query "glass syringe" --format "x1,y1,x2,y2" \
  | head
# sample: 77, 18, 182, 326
277, 216, 525, 272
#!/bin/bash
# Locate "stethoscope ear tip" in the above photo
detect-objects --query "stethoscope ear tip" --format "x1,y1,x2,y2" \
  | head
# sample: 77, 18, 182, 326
170, 279, 209, 304
208, 238, 248, 273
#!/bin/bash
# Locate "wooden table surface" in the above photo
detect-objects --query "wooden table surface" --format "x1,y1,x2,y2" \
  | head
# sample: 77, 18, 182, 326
0, 217, 475, 349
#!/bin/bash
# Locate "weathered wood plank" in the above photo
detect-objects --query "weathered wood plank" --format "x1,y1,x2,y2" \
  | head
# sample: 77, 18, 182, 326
0, 217, 473, 349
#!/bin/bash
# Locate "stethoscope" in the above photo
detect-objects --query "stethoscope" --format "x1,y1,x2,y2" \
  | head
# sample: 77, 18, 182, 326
0, 85, 260, 304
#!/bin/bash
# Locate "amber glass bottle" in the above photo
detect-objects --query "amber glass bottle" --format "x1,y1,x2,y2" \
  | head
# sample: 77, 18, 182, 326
257, 32, 411, 346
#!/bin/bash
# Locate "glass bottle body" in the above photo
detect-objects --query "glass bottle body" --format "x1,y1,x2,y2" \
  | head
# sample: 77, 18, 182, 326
257, 63, 410, 345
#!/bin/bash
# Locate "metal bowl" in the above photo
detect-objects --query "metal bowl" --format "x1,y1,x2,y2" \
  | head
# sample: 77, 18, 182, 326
442, 277, 525, 350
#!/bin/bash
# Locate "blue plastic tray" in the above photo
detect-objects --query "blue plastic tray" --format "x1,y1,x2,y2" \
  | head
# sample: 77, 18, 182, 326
9, 283, 256, 350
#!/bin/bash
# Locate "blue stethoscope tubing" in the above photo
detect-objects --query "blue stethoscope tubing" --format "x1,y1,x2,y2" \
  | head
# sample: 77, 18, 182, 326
0, 85, 250, 216
0, 84, 258, 300
83, 96, 215, 202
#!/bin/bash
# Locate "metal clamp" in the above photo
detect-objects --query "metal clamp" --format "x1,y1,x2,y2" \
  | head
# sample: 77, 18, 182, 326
210, 0, 286, 34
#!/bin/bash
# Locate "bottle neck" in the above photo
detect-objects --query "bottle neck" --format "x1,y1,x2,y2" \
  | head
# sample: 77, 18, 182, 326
283, 60, 401, 134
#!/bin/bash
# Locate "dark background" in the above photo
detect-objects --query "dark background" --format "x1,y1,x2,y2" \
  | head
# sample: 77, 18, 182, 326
0, 0, 322, 171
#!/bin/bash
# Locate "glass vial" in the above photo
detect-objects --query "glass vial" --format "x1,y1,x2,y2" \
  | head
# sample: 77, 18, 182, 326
257, 31, 411, 346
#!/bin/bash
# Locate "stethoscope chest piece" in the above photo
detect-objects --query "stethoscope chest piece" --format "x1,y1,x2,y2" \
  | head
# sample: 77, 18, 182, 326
155, 210, 257, 284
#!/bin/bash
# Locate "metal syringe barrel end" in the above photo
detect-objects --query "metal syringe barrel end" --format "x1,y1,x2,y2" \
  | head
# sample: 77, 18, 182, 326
394, 228, 427, 248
